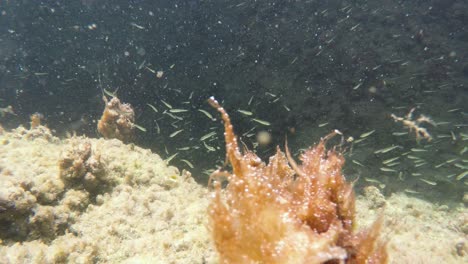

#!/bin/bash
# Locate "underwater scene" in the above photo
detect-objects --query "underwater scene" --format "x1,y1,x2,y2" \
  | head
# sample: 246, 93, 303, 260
0, 0, 467, 263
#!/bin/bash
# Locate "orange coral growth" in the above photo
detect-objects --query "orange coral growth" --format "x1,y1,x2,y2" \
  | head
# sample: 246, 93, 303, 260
208, 97, 387, 264
97, 96, 135, 142
30, 112, 44, 129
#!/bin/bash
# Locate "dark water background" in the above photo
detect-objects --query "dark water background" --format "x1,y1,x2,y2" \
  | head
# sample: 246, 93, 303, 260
0, 0, 467, 201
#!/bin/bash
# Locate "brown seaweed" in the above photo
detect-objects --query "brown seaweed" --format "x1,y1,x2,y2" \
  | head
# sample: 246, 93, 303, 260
97, 96, 135, 142
208, 97, 387, 264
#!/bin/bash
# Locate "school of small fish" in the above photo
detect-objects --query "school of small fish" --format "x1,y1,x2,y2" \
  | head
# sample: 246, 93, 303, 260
65, 83, 468, 193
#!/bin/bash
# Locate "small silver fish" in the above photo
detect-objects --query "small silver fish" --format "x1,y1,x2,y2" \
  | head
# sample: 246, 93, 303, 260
359, 130, 375, 138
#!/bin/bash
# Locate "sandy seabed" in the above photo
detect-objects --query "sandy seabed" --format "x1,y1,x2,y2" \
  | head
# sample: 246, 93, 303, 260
0, 125, 466, 263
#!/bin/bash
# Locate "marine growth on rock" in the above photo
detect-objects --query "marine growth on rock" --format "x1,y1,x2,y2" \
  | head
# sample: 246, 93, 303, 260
208, 97, 387, 264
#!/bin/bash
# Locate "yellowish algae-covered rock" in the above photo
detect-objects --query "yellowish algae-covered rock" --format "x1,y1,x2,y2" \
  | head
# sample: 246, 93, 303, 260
0, 124, 466, 263
0, 125, 215, 263
357, 191, 467, 263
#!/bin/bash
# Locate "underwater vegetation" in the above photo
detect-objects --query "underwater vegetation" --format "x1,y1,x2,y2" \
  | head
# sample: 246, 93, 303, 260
208, 97, 387, 263
97, 96, 135, 142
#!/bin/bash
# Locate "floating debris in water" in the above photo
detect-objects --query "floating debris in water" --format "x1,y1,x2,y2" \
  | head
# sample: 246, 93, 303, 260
390, 108, 435, 141
248, 96, 254, 105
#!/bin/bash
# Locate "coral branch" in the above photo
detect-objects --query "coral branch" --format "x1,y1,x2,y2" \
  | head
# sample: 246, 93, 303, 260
208, 97, 387, 264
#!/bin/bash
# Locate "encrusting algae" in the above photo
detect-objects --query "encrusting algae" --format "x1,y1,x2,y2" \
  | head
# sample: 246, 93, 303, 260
207, 97, 387, 264
97, 96, 135, 142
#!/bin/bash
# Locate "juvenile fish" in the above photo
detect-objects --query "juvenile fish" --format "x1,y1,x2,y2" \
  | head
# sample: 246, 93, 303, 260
169, 129, 184, 138
200, 132, 216, 141
164, 112, 183, 120
147, 103, 158, 113
411, 148, 427, 152
404, 189, 420, 194
456, 171, 468, 181
380, 167, 397, 172
237, 109, 253, 116
352, 160, 365, 167
252, 118, 271, 126
177, 147, 190, 151
420, 178, 437, 186
164, 153, 178, 163
374, 145, 401, 154
203, 141, 216, 152
161, 100, 172, 109
359, 130, 375, 138
198, 109, 214, 120
180, 159, 194, 169
155, 121, 161, 134
382, 157, 399, 164
460, 147, 468, 155
169, 109, 189, 113
133, 123, 147, 132
318, 122, 329, 127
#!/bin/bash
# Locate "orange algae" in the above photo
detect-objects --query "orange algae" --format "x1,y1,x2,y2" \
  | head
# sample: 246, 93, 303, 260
97, 96, 135, 142
208, 97, 387, 264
